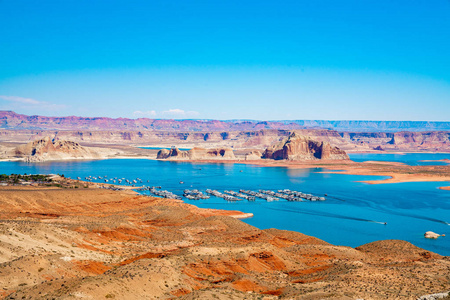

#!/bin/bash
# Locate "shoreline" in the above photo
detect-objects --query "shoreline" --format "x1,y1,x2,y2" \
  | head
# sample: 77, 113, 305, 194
154, 158, 450, 187
2, 154, 450, 189
0, 155, 157, 163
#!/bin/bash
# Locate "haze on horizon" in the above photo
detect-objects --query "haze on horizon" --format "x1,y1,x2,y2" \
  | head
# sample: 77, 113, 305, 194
1, 1, 449, 121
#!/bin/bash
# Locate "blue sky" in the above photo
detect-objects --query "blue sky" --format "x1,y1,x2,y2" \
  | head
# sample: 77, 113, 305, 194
1, 0, 449, 120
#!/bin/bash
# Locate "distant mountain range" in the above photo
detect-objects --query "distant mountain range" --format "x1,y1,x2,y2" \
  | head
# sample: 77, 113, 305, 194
1, 111, 449, 132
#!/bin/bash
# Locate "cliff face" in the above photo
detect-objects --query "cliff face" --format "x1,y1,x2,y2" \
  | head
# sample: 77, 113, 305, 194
1, 122, 450, 153
157, 147, 236, 160
14, 137, 106, 162
341, 131, 450, 151
263, 132, 349, 161
0, 128, 351, 150
390, 131, 450, 145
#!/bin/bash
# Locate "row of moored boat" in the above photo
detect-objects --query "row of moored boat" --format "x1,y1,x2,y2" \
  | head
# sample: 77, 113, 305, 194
78, 176, 325, 202
82, 175, 148, 186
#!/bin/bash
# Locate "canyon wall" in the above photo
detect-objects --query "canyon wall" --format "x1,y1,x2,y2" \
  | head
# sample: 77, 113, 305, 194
341, 131, 450, 152
1, 112, 450, 152
2, 129, 450, 152
0, 128, 350, 149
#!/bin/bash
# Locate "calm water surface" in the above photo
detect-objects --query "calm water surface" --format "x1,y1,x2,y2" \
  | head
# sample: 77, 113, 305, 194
1, 154, 449, 255
349, 153, 450, 166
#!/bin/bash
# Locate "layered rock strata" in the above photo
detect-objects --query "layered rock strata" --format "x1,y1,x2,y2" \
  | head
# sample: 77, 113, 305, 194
14, 136, 107, 162
263, 132, 349, 160
157, 147, 236, 160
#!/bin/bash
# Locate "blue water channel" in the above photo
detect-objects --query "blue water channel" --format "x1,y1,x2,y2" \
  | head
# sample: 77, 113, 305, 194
1, 154, 449, 255
349, 153, 450, 166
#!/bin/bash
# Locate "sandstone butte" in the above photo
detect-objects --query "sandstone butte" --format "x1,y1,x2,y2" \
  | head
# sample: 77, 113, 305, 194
156, 133, 349, 162
0, 182, 449, 299
262, 131, 349, 161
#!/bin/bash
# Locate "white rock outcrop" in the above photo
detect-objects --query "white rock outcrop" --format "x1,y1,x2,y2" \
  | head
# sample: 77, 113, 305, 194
424, 231, 445, 239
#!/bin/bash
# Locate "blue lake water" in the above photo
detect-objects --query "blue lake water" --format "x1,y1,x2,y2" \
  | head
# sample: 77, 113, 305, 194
0, 155, 449, 255
349, 153, 450, 166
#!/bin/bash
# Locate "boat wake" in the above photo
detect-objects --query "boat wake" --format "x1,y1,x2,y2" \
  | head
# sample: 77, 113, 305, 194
267, 206, 386, 225
370, 207, 449, 226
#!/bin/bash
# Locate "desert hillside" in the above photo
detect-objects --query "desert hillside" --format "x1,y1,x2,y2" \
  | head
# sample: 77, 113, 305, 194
1, 136, 131, 162
0, 182, 448, 299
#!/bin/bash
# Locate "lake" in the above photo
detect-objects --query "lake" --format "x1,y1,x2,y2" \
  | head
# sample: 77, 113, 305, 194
349, 152, 450, 166
1, 153, 449, 255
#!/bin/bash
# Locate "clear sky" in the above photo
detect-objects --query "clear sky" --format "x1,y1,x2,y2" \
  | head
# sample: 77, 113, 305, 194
1, 0, 449, 120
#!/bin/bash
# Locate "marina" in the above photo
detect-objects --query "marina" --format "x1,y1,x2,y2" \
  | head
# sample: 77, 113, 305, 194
0, 157, 449, 256
137, 186, 182, 200
81, 174, 328, 203
206, 189, 242, 201
183, 189, 210, 200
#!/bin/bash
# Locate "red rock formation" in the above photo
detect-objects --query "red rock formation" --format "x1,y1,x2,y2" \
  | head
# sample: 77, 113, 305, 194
14, 136, 103, 162
157, 147, 236, 160
2, 111, 450, 152
156, 148, 190, 159
263, 132, 349, 161
244, 150, 262, 160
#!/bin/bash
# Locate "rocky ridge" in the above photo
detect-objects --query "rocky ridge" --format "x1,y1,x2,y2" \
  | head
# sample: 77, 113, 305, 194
157, 147, 236, 160
14, 136, 118, 162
